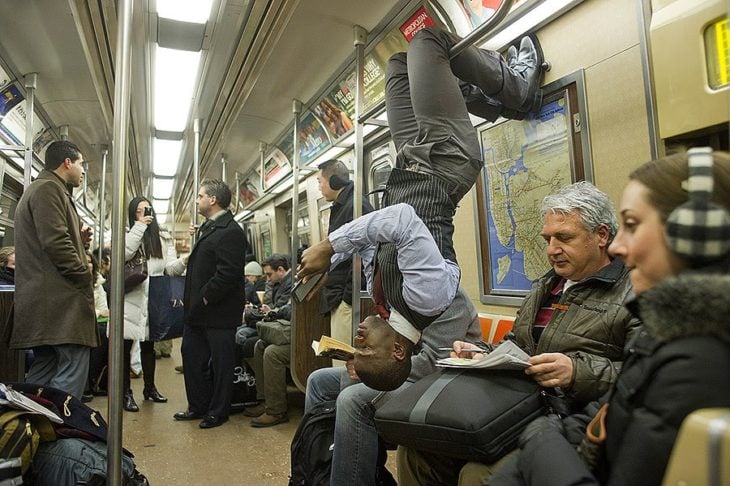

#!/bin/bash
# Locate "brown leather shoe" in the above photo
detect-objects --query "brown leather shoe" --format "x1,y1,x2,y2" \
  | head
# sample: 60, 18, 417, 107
251, 412, 289, 428
242, 403, 265, 417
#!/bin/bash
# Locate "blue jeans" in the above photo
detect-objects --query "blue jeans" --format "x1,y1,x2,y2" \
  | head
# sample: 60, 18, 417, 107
305, 367, 410, 486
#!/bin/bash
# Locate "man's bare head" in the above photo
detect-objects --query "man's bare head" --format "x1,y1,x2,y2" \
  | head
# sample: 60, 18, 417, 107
353, 315, 413, 391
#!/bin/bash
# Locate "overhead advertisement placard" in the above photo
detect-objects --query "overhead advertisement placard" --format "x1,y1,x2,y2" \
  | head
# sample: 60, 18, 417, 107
260, 147, 292, 189
0, 83, 24, 119
239, 170, 261, 208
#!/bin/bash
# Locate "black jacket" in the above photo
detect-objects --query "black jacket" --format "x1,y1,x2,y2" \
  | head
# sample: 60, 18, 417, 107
320, 182, 374, 313
269, 271, 293, 320
184, 211, 247, 328
497, 272, 730, 486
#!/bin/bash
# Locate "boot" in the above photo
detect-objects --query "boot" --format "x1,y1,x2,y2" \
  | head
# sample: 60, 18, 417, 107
123, 391, 139, 412
143, 384, 168, 403
497, 36, 544, 114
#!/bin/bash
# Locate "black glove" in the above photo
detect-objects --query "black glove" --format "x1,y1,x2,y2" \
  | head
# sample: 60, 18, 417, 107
519, 414, 565, 448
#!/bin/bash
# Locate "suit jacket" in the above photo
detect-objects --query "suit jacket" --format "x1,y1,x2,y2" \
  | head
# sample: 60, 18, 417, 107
11, 170, 96, 348
184, 211, 246, 328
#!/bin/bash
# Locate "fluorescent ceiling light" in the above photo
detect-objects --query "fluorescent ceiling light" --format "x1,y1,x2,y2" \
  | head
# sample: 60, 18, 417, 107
153, 199, 170, 214
153, 138, 182, 176
310, 146, 344, 167
157, 0, 213, 24
234, 210, 252, 222
363, 124, 378, 137
153, 178, 174, 199
154, 46, 202, 132
482, 0, 577, 51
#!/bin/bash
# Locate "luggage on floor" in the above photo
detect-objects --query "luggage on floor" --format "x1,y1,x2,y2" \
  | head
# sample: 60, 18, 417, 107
230, 364, 258, 413
374, 369, 546, 463
0, 407, 56, 475
29, 438, 148, 486
289, 400, 336, 486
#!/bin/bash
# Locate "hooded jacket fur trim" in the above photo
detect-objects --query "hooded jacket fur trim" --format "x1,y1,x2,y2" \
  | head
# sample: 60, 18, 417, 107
636, 272, 730, 345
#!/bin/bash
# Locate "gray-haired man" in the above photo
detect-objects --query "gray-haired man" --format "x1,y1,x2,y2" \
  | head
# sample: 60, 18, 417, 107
397, 181, 642, 486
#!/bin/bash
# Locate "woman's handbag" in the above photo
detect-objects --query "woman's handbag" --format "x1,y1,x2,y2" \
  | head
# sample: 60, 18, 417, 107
256, 318, 291, 346
374, 369, 547, 463
148, 275, 185, 341
123, 249, 148, 293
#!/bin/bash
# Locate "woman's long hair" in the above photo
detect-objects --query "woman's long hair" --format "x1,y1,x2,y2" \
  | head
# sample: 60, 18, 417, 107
128, 196, 163, 259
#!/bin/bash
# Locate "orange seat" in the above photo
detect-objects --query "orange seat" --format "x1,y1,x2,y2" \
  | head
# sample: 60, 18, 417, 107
478, 314, 515, 344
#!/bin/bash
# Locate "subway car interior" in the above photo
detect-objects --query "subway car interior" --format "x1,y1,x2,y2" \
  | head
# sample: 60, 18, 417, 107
0, 0, 728, 484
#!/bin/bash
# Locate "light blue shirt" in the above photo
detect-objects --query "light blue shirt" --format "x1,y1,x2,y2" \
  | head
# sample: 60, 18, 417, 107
328, 203, 460, 316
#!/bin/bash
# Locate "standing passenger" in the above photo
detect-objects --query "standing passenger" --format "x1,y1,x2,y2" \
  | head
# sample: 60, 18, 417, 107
10, 140, 96, 399
316, 159, 374, 347
121, 196, 187, 411
174, 179, 247, 429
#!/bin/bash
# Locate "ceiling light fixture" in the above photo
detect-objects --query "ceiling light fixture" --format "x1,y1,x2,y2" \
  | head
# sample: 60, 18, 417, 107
156, 0, 213, 24
153, 138, 183, 176
153, 177, 175, 199
154, 46, 202, 132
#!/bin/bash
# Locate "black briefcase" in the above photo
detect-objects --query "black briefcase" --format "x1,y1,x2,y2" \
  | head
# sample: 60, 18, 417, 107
374, 369, 545, 463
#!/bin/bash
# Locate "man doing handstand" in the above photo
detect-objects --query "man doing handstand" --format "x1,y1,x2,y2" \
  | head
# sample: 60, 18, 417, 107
298, 27, 545, 391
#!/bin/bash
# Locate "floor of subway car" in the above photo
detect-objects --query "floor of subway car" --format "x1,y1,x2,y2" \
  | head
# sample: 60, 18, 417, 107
92, 342, 304, 485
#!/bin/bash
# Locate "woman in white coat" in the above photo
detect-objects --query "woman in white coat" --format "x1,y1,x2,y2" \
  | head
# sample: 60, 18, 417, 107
123, 196, 186, 411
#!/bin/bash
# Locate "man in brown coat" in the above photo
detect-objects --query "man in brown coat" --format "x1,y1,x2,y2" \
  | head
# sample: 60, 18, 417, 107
10, 140, 97, 399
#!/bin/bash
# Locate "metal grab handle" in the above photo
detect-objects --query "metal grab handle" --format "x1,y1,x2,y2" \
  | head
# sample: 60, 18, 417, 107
449, 0, 515, 58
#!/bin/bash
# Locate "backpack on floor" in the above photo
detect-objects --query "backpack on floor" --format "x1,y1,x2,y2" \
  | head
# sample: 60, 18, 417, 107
0, 408, 56, 475
28, 438, 148, 486
289, 400, 336, 486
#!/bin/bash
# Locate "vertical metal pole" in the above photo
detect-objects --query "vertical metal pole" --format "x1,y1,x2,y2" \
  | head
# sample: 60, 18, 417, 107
235, 171, 241, 213
291, 100, 302, 264
351, 26, 367, 339
192, 118, 200, 239
108, 0, 133, 483
220, 153, 227, 184
171, 198, 176, 246
259, 142, 267, 192
97, 147, 108, 265
23, 73, 37, 189
82, 162, 88, 206
59, 125, 69, 141
637, 0, 662, 159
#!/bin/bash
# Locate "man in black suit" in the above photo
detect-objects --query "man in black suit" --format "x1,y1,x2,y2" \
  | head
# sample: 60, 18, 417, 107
174, 179, 247, 429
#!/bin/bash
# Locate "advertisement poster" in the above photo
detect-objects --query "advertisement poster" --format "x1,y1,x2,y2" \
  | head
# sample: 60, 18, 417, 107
399, 7, 436, 42
457, 0, 504, 29
298, 112, 330, 166
0, 83, 23, 119
262, 147, 291, 189
239, 171, 261, 208
314, 97, 353, 139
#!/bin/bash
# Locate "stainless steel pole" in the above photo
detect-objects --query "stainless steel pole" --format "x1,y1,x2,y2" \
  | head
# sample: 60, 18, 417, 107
259, 142, 267, 192
351, 26, 366, 340
192, 118, 200, 241
97, 146, 108, 265
23, 73, 36, 189
291, 100, 302, 264
221, 153, 227, 184
108, 0, 133, 483
235, 171, 241, 213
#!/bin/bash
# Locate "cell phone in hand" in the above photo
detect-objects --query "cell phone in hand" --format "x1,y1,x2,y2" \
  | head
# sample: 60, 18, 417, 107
144, 206, 152, 216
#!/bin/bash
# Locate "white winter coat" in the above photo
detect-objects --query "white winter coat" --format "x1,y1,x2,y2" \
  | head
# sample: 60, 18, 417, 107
123, 221, 186, 340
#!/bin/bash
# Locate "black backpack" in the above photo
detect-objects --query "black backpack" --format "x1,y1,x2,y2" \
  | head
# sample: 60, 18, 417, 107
289, 400, 336, 486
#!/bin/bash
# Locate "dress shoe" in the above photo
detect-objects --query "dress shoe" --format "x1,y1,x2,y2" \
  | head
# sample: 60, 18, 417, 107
251, 412, 289, 428
242, 403, 265, 417
173, 410, 204, 421
143, 385, 168, 403
174, 365, 184, 373
199, 415, 228, 429
81, 392, 94, 403
160, 352, 171, 358
500, 36, 544, 114
130, 370, 141, 379
123, 392, 139, 412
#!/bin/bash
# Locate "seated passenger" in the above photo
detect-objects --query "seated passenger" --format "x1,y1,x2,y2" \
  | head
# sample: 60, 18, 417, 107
305, 288, 482, 486
397, 181, 641, 486
490, 150, 730, 486
243, 253, 293, 427
298, 27, 545, 391
0, 246, 15, 285
244, 260, 266, 306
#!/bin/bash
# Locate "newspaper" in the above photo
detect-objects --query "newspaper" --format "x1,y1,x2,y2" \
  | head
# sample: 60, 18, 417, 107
436, 340, 531, 371
0, 383, 63, 423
